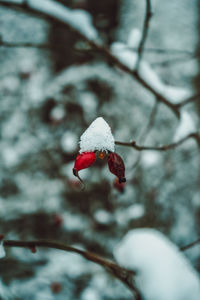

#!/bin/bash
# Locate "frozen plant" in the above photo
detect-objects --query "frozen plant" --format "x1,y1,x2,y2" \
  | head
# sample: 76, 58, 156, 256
73, 117, 126, 187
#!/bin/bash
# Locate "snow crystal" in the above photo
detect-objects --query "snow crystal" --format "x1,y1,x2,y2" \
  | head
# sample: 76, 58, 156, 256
115, 204, 145, 226
60, 131, 78, 153
29, 0, 98, 40
79, 117, 115, 153
173, 111, 196, 142
114, 229, 200, 300
0, 242, 5, 259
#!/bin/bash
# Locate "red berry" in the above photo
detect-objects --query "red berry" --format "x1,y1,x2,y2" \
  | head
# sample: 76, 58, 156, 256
73, 152, 96, 173
73, 152, 96, 189
108, 152, 126, 183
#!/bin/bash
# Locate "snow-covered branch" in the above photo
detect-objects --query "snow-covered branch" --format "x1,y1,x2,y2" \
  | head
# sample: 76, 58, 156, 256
115, 132, 200, 151
3, 236, 200, 299
3, 239, 141, 299
175, 93, 200, 108
0, 0, 185, 118
180, 237, 200, 252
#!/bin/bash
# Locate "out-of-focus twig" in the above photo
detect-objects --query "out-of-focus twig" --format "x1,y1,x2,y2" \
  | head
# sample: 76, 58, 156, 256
115, 132, 200, 151
180, 238, 200, 251
136, 0, 153, 71
0, 40, 49, 48
4, 239, 141, 299
175, 93, 200, 108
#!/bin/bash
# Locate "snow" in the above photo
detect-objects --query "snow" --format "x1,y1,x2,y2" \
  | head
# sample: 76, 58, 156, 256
50, 105, 65, 122
173, 111, 196, 142
28, 0, 98, 41
94, 209, 113, 225
110, 42, 137, 70
79, 117, 115, 153
114, 229, 200, 300
81, 287, 101, 300
60, 131, 78, 153
0, 242, 5, 259
127, 28, 142, 48
141, 151, 162, 168
115, 204, 145, 226
139, 61, 193, 104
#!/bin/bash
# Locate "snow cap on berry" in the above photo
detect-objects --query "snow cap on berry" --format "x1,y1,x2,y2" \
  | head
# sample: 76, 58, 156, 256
79, 117, 115, 153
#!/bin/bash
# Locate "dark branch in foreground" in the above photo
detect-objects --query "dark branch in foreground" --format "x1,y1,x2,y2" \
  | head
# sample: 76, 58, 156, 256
3, 236, 200, 299
115, 132, 200, 151
4, 239, 141, 299
136, 0, 153, 70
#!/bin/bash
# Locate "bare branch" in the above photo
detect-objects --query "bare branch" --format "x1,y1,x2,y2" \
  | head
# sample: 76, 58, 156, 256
180, 238, 200, 251
0, 40, 49, 49
0, 0, 180, 118
115, 132, 200, 151
136, 0, 153, 70
4, 239, 141, 299
175, 93, 200, 108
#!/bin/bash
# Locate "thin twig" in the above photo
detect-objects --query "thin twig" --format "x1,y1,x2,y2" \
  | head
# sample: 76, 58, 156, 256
180, 238, 200, 251
136, 0, 153, 70
115, 132, 200, 151
0, 0, 180, 118
0, 39, 196, 56
4, 239, 141, 299
175, 93, 200, 108
0, 41, 49, 49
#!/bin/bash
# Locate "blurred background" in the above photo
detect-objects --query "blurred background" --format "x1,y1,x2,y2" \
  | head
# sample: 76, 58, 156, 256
0, 0, 200, 299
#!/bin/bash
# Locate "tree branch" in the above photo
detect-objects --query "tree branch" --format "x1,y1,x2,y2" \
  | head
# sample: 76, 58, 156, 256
136, 0, 153, 70
4, 239, 141, 299
3, 236, 200, 297
180, 238, 200, 251
115, 132, 200, 151
175, 93, 200, 108
0, 0, 180, 118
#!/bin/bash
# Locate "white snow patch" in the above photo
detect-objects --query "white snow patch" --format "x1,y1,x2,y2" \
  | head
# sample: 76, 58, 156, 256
164, 86, 192, 104
79, 92, 98, 117
173, 111, 196, 142
141, 151, 162, 168
115, 204, 145, 225
0, 242, 5, 259
62, 212, 88, 231
114, 229, 200, 300
110, 42, 137, 70
79, 117, 115, 153
28, 0, 98, 40
60, 131, 78, 153
127, 28, 142, 48
127, 204, 145, 219
81, 287, 101, 300
50, 105, 65, 121
2, 147, 19, 168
